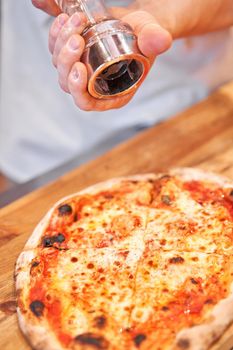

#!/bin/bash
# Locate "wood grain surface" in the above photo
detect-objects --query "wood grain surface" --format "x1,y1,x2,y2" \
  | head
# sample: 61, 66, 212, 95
0, 81, 233, 350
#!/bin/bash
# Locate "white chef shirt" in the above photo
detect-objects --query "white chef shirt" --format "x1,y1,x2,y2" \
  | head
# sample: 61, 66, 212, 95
0, 0, 233, 182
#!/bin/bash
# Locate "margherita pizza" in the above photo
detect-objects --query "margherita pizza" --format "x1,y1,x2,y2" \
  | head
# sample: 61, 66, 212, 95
15, 168, 233, 350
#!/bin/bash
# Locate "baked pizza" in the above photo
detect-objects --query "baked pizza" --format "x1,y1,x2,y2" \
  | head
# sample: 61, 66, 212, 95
15, 168, 233, 350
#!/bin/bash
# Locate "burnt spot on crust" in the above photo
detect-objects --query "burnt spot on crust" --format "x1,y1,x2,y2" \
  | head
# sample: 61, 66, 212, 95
94, 315, 107, 328
31, 260, 40, 268
160, 175, 171, 181
161, 306, 169, 311
75, 333, 109, 349
161, 195, 172, 205
169, 256, 185, 264
177, 338, 190, 349
73, 213, 78, 222
133, 334, 147, 347
190, 278, 198, 285
30, 260, 40, 275
42, 233, 65, 248
42, 236, 54, 247
150, 175, 173, 202
131, 180, 139, 184
229, 189, 233, 201
58, 204, 73, 216
204, 299, 214, 305
56, 233, 66, 243
29, 300, 44, 317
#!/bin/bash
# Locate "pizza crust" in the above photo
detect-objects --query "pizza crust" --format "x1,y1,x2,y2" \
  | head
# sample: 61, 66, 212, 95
170, 167, 232, 189
174, 294, 233, 350
23, 174, 157, 250
170, 168, 233, 350
15, 248, 65, 350
17, 309, 66, 350
15, 168, 233, 350
16, 174, 157, 350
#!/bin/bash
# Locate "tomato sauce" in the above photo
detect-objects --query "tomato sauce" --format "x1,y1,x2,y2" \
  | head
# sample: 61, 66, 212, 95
184, 181, 233, 219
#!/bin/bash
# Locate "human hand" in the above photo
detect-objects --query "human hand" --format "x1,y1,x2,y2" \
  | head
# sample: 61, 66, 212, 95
49, 10, 172, 111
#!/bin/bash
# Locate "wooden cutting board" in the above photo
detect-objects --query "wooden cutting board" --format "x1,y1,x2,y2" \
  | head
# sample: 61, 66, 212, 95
0, 81, 233, 350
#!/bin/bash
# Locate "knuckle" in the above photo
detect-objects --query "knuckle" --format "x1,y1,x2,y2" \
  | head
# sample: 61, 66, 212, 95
58, 50, 71, 66
58, 79, 69, 93
49, 27, 57, 42
52, 55, 57, 68
80, 104, 92, 112
74, 99, 92, 111
60, 27, 71, 42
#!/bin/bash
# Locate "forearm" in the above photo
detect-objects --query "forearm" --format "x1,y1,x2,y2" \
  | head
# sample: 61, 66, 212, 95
131, 0, 233, 38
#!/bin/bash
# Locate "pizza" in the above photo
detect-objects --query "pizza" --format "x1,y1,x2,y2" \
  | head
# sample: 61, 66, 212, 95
15, 168, 233, 350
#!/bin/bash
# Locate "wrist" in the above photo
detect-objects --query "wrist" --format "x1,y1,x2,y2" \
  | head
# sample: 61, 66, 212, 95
136, 0, 233, 39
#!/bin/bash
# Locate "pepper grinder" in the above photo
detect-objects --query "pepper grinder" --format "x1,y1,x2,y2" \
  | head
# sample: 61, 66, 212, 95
55, 0, 150, 99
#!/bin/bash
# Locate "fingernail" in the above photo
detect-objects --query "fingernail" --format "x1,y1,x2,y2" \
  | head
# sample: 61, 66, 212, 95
58, 14, 67, 26
70, 13, 81, 27
68, 36, 79, 50
72, 68, 79, 80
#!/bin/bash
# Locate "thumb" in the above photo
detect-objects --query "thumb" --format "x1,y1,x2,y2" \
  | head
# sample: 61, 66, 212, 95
121, 11, 172, 59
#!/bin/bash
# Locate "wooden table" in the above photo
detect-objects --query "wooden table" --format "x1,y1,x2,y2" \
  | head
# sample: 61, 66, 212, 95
0, 82, 233, 350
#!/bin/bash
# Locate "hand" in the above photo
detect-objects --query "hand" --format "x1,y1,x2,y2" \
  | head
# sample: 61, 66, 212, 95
49, 10, 172, 111
31, 0, 61, 16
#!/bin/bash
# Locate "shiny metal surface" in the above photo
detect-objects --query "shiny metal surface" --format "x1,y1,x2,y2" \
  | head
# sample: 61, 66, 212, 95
82, 19, 150, 98
55, 1, 150, 99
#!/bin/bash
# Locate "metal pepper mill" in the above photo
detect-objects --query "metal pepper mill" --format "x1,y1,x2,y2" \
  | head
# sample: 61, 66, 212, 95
55, 0, 150, 99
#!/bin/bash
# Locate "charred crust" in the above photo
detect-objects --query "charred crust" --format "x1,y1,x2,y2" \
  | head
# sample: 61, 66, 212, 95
133, 334, 147, 347
73, 213, 78, 222
177, 338, 190, 349
229, 189, 233, 200
160, 175, 171, 181
94, 315, 107, 328
30, 260, 40, 275
161, 306, 169, 311
42, 236, 54, 247
29, 300, 44, 317
190, 278, 198, 285
161, 195, 172, 205
58, 204, 73, 216
169, 256, 184, 264
204, 299, 214, 305
151, 175, 172, 201
75, 333, 109, 349
42, 233, 65, 248
56, 233, 65, 243
31, 261, 40, 268
131, 180, 139, 184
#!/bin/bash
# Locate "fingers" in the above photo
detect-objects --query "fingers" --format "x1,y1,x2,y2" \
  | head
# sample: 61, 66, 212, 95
57, 34, 85, 93
68, 62, 134, 111
121, 11, 172, 60
49, 13, 69, 54
51, 13, 87, 67
49, 9, 171, 111
31, 0, 61, 16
